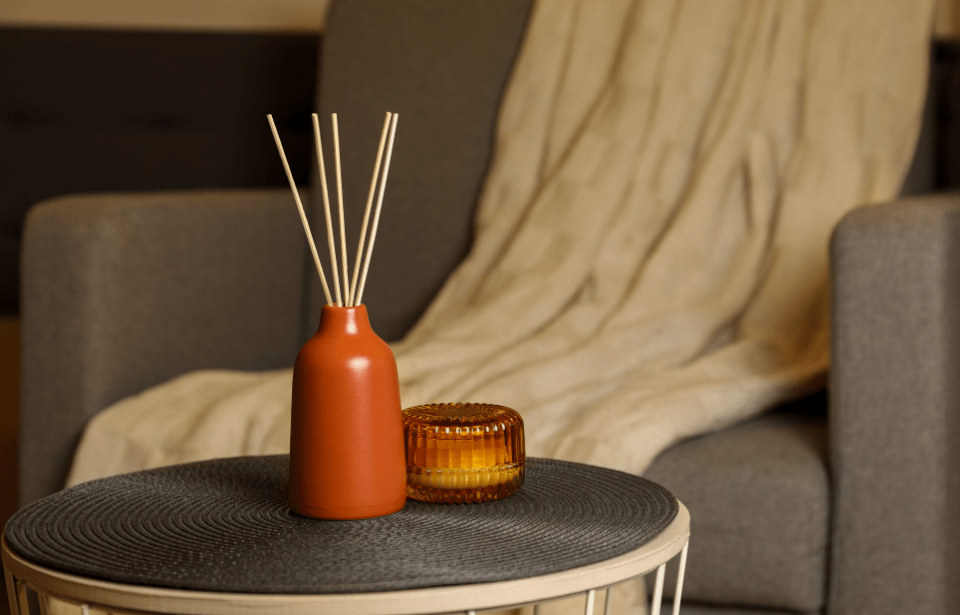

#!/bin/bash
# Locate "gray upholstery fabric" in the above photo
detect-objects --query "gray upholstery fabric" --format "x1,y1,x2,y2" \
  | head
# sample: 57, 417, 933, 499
829, 193, 960, 615
305, 0, 533, 342
20, 188, 305, 506
645, 409, 829, 612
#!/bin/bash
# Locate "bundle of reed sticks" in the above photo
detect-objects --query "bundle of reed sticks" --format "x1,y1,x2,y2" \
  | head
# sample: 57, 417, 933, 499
267, 112, 398, 307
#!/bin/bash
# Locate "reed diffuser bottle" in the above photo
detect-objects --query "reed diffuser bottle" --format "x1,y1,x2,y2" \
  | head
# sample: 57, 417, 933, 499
288, 304, 406, 519
268, 110, 404, 519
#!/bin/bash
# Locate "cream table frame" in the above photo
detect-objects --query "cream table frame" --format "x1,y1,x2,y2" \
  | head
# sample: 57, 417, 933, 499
4, 504, 688, 615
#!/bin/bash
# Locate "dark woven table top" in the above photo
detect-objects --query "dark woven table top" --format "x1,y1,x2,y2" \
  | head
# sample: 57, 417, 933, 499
4, 456, 678, 594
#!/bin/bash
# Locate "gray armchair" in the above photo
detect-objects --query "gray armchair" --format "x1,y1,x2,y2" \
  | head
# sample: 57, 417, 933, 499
18, 2, 960, 614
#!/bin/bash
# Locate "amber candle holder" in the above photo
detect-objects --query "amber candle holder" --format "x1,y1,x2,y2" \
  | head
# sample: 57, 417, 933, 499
402, 403, 525, 503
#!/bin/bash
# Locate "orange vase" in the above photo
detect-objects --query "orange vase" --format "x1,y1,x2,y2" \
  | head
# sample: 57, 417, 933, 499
288, 304, 407, 519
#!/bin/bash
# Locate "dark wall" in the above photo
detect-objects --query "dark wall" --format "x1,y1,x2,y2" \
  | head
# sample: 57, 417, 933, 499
902, 39, 960, 196
934, 41, 960, 189
0, 27, 320, 314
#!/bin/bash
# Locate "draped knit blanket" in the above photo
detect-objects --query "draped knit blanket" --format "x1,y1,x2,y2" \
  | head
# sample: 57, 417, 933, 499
69, 0, 933, 489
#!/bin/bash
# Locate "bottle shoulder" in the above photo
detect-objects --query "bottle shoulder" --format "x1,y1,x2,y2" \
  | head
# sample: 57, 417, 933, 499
296, 330, 394, 367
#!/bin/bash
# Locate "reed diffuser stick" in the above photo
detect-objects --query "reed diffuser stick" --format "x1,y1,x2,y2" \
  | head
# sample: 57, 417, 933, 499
312, 113, 344, 307
266, 114, 333, 306
355, 113, 399, 307
331, 114, 351, 306
348, 112, 392, 307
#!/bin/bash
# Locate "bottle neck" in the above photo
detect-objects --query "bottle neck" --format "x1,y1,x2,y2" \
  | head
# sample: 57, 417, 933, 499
317, 304, 371, 336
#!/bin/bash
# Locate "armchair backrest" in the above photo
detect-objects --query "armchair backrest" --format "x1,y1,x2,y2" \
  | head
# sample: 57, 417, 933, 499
304, 0, 533, 342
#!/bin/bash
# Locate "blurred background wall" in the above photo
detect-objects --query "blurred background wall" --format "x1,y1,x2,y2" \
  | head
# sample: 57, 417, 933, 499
0, 0, 956, 35
937, 0, 960, 37
0, 0, 333, 32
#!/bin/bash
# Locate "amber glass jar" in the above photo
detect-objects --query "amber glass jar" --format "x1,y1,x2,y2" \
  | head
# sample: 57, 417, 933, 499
402, 403, 524, 503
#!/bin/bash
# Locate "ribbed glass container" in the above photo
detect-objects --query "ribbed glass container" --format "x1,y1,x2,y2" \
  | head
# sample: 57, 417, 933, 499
402, 403, 524, 503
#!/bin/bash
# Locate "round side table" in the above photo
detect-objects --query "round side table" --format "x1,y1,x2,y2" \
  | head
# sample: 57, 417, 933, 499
3, 457, 690, 615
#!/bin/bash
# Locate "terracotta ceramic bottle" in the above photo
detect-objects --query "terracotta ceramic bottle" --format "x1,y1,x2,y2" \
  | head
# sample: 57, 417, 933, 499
288, 304, 407, 519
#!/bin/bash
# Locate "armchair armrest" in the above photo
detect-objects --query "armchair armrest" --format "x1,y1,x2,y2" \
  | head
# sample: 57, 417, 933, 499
20, 188, 307, 506
829, 192, 960, 615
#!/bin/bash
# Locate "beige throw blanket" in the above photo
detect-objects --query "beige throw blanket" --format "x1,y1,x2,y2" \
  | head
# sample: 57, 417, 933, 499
70, 0, 932, 488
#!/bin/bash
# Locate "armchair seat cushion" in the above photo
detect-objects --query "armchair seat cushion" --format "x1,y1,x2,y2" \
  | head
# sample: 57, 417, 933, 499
645, 406, 829, 612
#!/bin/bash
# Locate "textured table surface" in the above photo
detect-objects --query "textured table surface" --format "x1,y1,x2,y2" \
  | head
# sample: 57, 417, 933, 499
5, 456, 677, 594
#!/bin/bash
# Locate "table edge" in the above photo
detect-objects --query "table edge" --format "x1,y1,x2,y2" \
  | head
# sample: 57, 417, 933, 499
3, 503, 689, 615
